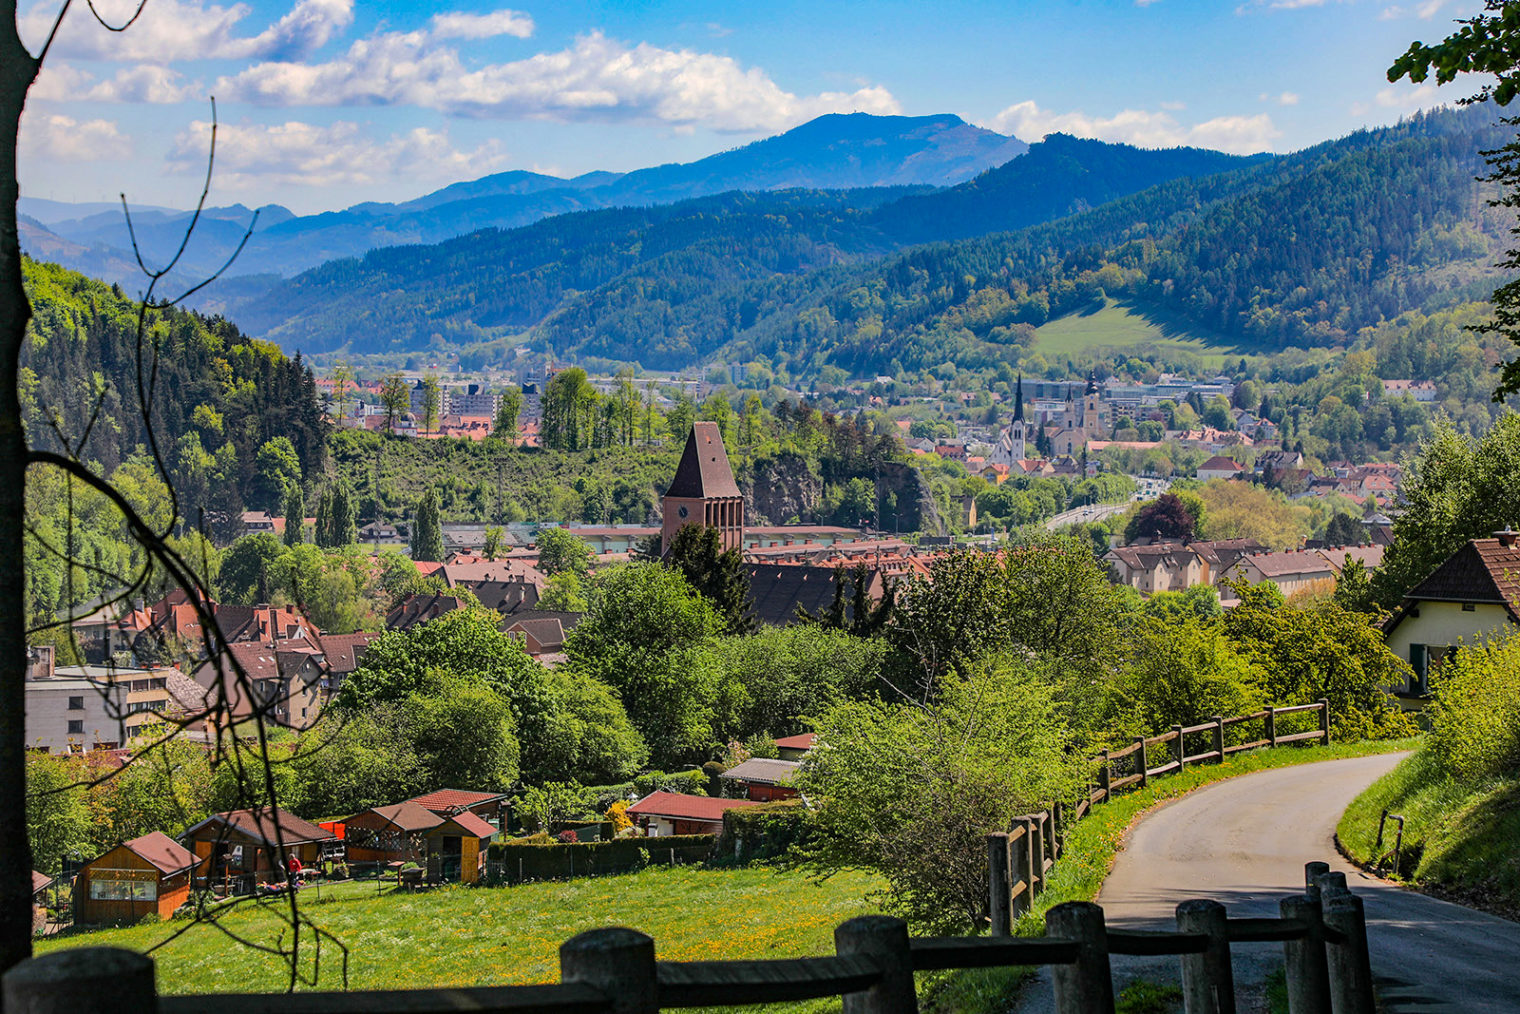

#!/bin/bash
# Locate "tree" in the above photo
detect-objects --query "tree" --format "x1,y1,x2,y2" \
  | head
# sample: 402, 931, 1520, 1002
1124, 491, 1198, 543
420, 374, 442, 436
253, 437, 302, 513
797, 563, 895, 636
529, 669, 649, 784
25, 755, 93, 878
537, 572, 588, 612
281, 484, 305, 547
1390, 4, 1520, 398
331, 362, 353, 426
482, 525, 504, 561
1140, 584, 1223, 622
1197, 480, 1307, 550
494, 387, 523, 443
380, 373, 409, 432
1333, 556, 1376, 614
665, 524, 755, 634
319, 483, 357, 549
1323, 512, 1368, 547
411, 489, 445, 563
409, 673, 520, 791
536, 526, 593, 577
218, 533, 287, 605
1120, 618, 1265, 735
798, 655, 1081, 932
542, 368, 595, 450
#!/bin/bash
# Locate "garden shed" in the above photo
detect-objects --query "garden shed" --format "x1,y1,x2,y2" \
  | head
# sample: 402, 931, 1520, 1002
74, 832, 196, 924
424, 811, 495, 884
183, 807, 339, 890
408, 788, 509, 827
719, 758, 802, 801
342, 801, 444, 867
627, 791, 760, 836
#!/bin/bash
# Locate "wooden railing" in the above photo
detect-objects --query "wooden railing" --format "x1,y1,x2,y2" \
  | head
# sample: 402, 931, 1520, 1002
986, 700, 1331, 931
0, 863, 1375, 1014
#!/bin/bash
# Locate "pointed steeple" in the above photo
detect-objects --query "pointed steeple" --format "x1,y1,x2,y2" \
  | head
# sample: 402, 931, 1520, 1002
1085, 370, 1099, 396
1013, 374, 1025, 422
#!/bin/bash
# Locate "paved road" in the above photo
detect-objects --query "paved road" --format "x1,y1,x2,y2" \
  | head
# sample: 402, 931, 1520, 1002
1012, 754, 1520, 1012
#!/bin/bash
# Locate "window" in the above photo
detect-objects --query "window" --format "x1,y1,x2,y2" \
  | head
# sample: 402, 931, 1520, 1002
1462, 603, 1477, 612
66, 720, 84, 735
88, 877, 157, 902
67, 696, 84, 711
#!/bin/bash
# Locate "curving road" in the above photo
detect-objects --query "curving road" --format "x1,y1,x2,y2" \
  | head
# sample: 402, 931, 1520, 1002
1012, 754, 1520, 1012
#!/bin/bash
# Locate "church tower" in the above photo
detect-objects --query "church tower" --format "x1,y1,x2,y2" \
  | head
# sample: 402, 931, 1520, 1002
1008, 374, 1028, 461
662, 422, 745, 554
1083, 371, 1103, 440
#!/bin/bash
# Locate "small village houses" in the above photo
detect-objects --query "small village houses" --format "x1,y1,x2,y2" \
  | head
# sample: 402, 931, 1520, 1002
74, 832, 197, 924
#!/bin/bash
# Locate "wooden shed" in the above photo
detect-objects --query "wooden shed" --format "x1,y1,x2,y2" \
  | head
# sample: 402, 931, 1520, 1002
74, 832, 196, 924
626, 791, 760, 836
183, 807, 339, 890
342, 801, 444, 867
407, 788, 509, 826
424, 811, 495, 884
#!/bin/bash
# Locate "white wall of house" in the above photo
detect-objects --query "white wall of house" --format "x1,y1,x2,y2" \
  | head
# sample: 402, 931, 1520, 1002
24, 680, 131, 753
1385, 600, 1516, 696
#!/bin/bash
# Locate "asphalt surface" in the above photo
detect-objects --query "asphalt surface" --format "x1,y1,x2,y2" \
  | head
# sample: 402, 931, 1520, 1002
1010, 753, 1520, 1013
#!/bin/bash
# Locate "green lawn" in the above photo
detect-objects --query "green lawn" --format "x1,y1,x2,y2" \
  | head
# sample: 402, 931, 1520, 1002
1338, 746, 1520, 919
39, 866, 883, 995
1033, 299, 1256, 367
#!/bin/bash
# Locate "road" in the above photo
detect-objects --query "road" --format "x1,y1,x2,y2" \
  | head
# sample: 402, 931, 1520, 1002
1043, 477, 1170, 531
1012, 754, 1520, 1012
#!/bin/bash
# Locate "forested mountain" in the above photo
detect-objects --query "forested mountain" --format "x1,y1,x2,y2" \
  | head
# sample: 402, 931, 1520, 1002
19, 113, 1025, 284
21, 258, 327, 538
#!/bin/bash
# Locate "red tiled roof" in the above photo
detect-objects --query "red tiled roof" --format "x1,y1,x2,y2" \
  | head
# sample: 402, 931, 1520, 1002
32, 871, 52, 895
122, 831, 198, 876
184, 807, 337, 847
434, 811, 497, 839
1405, 536, 1520, 617
343, 801, 444, 833
774, 733, 817, 750
626, 791, 761, 822
408, 788, 508, 815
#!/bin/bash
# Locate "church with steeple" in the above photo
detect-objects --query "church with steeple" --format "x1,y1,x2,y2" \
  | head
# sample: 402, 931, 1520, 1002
990, 375, 1032, 467
1044, 371, 1107, 456
662, 421, 745, 553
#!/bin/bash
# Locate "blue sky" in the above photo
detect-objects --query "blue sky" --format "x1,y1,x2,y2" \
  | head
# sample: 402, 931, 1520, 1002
17, 0, 1487, 214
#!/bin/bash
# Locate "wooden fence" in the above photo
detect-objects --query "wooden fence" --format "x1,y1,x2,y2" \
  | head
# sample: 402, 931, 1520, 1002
1, 862, 1375, 1014
988, 699, 1331, 932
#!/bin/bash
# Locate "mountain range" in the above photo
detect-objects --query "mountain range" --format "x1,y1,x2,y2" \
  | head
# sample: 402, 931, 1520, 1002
19, 113, 1026, 285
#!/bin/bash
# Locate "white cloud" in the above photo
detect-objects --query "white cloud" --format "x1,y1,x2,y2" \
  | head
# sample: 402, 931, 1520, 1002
168, 119, 511, 189
1375, 82, 1446, 111
19, 0, 352, 62
429, 9, 534, 41
1259, 91, 1299, 105
31, 61, 202, 103
987, 100, 1280, 154
216, 29, 900, 131
20, 113, 132, 161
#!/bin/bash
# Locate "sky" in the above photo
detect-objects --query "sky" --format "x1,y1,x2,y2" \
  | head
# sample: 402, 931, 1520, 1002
15, 0, 1491, 215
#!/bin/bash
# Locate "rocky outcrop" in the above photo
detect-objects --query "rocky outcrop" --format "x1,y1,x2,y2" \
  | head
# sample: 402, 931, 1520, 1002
746, 451, 823, 525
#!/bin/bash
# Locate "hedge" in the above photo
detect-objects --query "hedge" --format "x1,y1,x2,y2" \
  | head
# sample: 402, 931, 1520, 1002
719, 801, 809, 864
489, 834, 717, 883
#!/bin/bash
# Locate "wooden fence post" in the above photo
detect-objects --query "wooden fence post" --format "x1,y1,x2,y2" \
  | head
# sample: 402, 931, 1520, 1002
1045, 806, 1059, 864
3, 948, 157, 1014
1031, 813, 1047, 899
560, 926, 658, 1014
1136, 736, 1148, 787
1266, 706, 1277, 747
1051, 800, 1065, 860
1012, 817, 1034, 920
1303, 861, 1330, 900
836, 915, 917, 1014
1318, 699, 1331, 746
1176, 899, 1234, 1014
1047, 901, 1115, 1014
1098, 751, 1111, 803
1173, 724, 1186, 772
1211, 716, 1225, 764
987, 833, 1012, 937
1280, 894, 1330, 1014
1322, 891, 1374, 1014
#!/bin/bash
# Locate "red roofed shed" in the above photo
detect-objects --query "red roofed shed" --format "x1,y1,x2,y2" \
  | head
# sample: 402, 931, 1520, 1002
75, 832, 198, 923
626, 791, 760, 837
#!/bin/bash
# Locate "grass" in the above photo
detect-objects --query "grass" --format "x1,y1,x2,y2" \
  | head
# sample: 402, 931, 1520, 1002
931, 737, 1419, 1014
1033, 298, 1257, 367
39, 866, 883, 996
1337, 745, 1520, 919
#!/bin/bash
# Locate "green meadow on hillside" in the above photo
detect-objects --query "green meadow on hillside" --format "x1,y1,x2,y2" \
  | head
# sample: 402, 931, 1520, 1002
1033, 299, 1257, 368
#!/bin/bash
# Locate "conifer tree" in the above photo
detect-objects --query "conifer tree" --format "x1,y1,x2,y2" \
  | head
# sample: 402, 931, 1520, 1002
412, 489, 445, 563
329, 483, 357, 547
312, 488, 332, 548
282, 485, 304, 547
665, 524, 755, 634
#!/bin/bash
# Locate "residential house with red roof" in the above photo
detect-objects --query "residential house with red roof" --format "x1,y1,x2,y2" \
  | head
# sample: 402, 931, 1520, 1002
1383, 529, 1520, 701
627, 791, 761, 836
75, 832, 198, 923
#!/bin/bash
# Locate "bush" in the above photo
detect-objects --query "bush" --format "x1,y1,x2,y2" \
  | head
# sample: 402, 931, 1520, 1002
720, 800, 810, 863
1428, 633, 1520, 781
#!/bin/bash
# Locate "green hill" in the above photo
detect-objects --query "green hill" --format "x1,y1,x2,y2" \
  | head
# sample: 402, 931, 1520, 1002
1032, 299, 1254, 366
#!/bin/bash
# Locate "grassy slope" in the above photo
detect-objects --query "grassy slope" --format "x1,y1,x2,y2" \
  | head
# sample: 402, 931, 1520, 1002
927, 737, 1419, 1014
1033, 299, 1258, 367
1337, 747, 1520, 920
39, 867, 882, 994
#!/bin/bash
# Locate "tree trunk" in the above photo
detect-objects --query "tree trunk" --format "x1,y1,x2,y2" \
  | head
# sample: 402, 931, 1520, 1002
0, 5, 39, 975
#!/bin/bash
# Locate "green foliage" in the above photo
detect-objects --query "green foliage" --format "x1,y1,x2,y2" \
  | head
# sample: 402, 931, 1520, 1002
1427, 632, 1520, 781
218, 533, 285, 604
530, 669, 650, 785
798, 654, 1083, 932
27, 755, 94, 876
1139, 584, 1222, 622
1120, 618, 1264, 735
253, 437, 302, 513
536, 572, 588, 613
410, 672, 521, 789
411, 489, 445, 563
535, 526, 594, 577
281, 484, 305, 547
665, 524, 756, 634
315, 483, 357, 549
517, 781, 596, 832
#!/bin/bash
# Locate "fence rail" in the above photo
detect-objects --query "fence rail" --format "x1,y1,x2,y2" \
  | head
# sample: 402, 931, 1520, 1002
1, 863, 1375, 1014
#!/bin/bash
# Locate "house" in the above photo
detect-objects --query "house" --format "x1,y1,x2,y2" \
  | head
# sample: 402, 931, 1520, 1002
1382, 379, 1438, 403
741, 564, 887, 626
1197, 456, 1244, 482
240, 511, 276, 535
774, 733, 816, 761
1383, 530, 1520, 701
1105, 544, 1208, 595
408, 788, 509, 826
386, 592, 469, 631
23, 658, 192, 753
74, 832, 197, 923
183, 808, 339, 889
719, 758, 802, 801
505, 615, 570, 657
1217, 549, 1337, 602
626, 791, 760, 837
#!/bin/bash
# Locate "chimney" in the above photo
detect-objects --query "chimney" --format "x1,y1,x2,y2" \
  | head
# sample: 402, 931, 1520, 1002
1497, 526, 1519, 549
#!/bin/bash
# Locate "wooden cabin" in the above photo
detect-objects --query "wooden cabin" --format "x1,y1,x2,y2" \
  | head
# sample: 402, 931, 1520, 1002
342, 801, 444, 867
74, 832, 196, 924
183, 807, 339, 890
32, 871, 52, 934
626, 791, 760, 836
773, 733, 817, 762
718, 757, 802, 801
424, 811, 495, 884
407, 788, 509, 826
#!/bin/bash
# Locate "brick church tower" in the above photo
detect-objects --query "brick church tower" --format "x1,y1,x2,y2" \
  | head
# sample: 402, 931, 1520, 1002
662, 422, 745, 553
